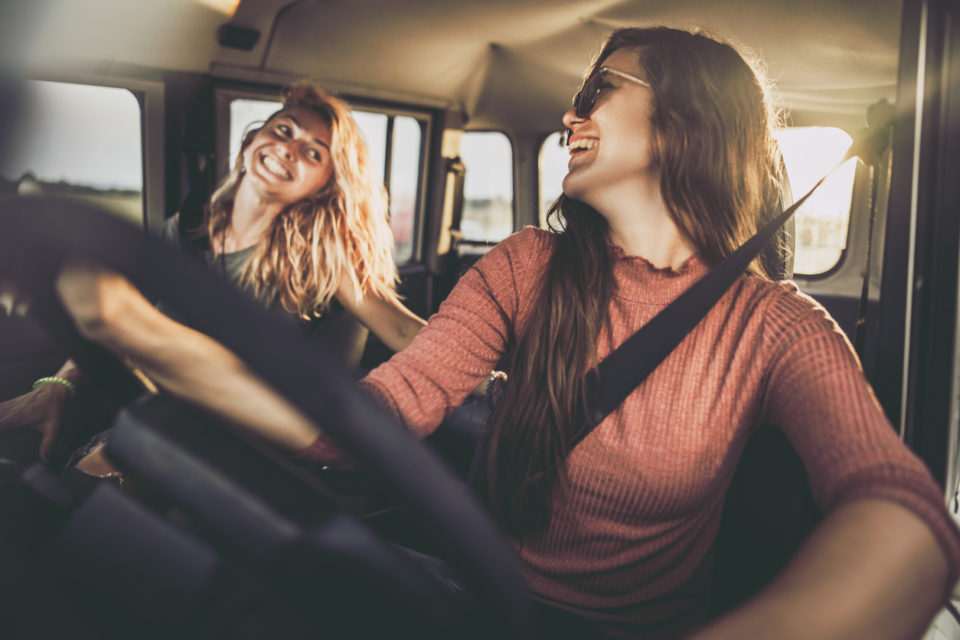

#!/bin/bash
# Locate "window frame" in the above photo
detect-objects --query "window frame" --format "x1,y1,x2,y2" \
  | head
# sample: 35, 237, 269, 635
15, 71, 165, 230
789, 165, 858, 282
213, 83, 433, 265
775, 126, 859, 280
457, 128, 517, 246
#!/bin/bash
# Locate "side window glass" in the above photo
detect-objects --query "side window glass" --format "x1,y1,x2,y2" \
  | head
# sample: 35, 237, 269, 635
774, 127, 856, 276
387, 116, 422, 263
538, 131, 567, 226
352, 110, 388, 183
226, 98, 420, 263
2, 80, 143, 225
460, 131, 514, 243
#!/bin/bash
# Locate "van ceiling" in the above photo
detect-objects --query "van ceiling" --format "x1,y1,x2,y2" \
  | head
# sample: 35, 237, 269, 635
9, 0, 902, 132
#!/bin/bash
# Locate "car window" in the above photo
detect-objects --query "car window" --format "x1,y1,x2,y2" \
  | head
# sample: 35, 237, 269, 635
459, 131, 514, 243
351, 111, 388, 184
1, 80, 144, 226
227, 97, 420, 263
538, 131, 567, 226
386, 116, 423, 263
775, 127, 856, 276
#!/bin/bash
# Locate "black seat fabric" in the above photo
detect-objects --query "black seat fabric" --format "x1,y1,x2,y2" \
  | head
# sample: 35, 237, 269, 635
709, 425, 821, 615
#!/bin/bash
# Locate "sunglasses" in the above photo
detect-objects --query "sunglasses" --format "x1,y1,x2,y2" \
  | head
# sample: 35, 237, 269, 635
572, 66, 652, 119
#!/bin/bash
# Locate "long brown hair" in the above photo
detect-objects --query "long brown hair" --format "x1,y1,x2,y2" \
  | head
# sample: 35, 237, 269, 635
485, 27, 784, 534
204, 82, 400, 319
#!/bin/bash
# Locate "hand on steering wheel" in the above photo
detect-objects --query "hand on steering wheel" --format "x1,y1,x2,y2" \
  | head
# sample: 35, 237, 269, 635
0, 384, 70, 462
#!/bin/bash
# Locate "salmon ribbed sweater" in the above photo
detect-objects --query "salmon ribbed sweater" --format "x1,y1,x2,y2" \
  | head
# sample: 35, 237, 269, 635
352, 227, 960, 637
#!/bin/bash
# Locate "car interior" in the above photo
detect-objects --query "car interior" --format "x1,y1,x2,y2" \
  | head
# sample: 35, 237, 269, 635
0, 0, 959, 637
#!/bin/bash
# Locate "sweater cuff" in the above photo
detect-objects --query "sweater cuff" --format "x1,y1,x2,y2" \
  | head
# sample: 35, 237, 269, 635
293, 431, 359, 469
294, 380, 401, 468
357, 378, 402, 419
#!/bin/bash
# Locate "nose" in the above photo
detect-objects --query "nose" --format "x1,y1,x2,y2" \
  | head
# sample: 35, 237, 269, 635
562, 107, 584, 131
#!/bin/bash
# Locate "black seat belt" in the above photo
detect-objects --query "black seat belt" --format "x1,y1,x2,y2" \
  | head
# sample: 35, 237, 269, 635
571, 114, 895, 446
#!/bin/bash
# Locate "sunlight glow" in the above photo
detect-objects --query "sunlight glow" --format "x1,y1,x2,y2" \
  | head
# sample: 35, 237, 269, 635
196, 0, 242, 17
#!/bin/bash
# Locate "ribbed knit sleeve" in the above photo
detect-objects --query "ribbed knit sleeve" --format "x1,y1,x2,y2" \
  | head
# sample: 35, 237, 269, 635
761, 282, 960, 587
358, 227, 550, 436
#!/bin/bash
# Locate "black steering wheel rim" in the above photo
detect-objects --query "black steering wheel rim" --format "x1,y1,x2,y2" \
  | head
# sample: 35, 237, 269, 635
0, 196, 532, 632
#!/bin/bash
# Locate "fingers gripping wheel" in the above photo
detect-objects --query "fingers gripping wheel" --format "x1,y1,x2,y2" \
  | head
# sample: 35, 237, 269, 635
0, 197, 533, 636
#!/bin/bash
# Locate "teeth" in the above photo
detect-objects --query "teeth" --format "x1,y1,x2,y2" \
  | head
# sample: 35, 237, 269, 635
568, 138, 598, 152
262, 155, 290, 179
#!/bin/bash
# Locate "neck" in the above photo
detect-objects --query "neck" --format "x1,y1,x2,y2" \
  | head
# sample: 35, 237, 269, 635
221, 179, 285, 254
607, 215, 695, 271
593, 181, 696, 271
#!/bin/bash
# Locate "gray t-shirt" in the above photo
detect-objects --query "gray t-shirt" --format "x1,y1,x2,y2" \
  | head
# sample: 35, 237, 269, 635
158, 215, 368, 370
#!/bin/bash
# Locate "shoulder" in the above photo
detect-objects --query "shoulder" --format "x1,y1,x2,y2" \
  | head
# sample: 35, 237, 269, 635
740, 276, 858, 364
496, 225, 555, 255
474, 226, 555, 273
750, 278, 838, 330
467, 226, 554, 291
448, 227, 554, 317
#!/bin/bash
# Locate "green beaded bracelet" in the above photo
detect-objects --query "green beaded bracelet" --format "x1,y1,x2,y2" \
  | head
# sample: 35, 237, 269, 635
32, 376, 77, 397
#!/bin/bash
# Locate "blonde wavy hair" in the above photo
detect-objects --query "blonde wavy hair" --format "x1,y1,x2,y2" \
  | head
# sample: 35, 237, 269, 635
204, 82, 399, 319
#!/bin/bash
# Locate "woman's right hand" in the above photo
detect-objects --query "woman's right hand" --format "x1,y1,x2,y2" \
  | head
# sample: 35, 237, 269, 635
0, 382, 70, 462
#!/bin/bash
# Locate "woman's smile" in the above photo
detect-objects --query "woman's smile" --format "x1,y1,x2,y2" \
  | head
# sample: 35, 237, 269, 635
567, 136, 599, 168
260, 153, 292, 180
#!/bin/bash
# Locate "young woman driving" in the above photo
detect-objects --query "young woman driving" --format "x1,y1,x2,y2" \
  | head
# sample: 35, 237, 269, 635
0, 82, 425, 463
49, 27, 960, 639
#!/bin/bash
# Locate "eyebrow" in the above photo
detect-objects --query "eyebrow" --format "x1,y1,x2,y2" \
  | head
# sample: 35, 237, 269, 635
279, 115, 331, 150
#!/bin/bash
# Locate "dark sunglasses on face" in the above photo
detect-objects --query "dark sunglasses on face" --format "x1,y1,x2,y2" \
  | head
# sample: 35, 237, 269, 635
572, 66, 652, 119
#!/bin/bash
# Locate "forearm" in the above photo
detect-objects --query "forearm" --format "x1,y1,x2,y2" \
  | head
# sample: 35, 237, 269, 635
56, 264, 320, 452
124, 321, 320, 452
692, 498, 950, 640
377, 302, 427, 352
337, 284, 427, 353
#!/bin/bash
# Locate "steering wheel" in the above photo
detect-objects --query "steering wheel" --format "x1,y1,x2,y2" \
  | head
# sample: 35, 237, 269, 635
0, 196, 533, 636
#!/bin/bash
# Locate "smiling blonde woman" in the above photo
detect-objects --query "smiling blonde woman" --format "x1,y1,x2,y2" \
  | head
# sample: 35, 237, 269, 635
202, 83, 407, 329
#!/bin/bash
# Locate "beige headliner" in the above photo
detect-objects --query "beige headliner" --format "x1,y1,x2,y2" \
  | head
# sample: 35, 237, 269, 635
9, 0, 903, 133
